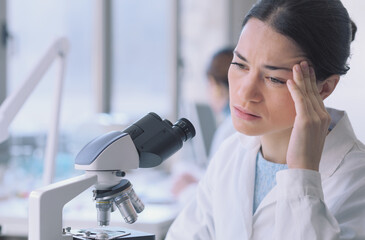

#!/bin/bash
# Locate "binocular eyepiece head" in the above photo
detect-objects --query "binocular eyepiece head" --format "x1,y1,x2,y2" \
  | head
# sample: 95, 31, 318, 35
123, 112, 196, 168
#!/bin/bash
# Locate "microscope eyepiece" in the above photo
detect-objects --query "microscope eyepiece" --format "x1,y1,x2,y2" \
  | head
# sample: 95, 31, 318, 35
172, 118, 196, 142
123, 112, 196, 168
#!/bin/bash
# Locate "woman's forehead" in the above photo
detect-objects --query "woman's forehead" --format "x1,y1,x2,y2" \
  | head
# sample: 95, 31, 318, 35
236, 18, 306, 66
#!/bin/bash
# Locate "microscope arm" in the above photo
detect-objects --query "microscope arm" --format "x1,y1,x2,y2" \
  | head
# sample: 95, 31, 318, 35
29, 173, 98, 240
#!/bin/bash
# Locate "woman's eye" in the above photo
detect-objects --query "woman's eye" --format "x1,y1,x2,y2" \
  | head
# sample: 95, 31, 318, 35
231, 62, 248, 70
267, 77, 285, 84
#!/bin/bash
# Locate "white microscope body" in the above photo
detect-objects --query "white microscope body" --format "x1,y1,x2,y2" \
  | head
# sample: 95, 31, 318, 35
28, 113, 195, 240
28, 134, 139, 240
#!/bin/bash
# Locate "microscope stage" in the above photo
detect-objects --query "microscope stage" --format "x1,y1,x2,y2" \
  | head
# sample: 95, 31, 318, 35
71, 227, 155, 240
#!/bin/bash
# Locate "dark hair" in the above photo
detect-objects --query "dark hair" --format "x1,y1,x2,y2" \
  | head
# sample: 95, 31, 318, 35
242, 0, 357, 81
206, 47, 235, 88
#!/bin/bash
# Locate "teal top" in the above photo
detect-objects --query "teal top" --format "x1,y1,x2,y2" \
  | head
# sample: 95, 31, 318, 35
253, 150, 288, 214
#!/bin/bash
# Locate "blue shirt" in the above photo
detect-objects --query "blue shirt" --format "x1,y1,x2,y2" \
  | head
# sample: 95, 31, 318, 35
253, 150, 288, 213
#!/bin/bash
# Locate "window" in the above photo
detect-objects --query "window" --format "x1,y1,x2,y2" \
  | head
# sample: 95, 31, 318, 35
110, 0, 177, 120
1, 0, 179, 184
7, 0, 94, 133
4, 0, 95, 183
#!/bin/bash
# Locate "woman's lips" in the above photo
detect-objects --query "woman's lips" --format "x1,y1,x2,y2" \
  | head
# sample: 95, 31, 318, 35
233, 106, 261, 121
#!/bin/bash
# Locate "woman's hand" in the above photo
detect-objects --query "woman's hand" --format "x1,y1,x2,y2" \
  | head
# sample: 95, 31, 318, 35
286, 61, 331, 171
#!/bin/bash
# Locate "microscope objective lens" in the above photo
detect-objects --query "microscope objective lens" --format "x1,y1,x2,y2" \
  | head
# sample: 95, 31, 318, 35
96, 200, 112, 226
114, 194, 138, 224
127, 188, 145, 213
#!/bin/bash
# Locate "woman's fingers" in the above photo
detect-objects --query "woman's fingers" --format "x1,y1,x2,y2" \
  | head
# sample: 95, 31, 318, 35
287, 76, 308, 116
290, 62, 315, 116
293, 62, 327, 115
292, 63, 307, 95
309, 67, 326, 109
300, 61, 312, 95
309, 67, 331, 131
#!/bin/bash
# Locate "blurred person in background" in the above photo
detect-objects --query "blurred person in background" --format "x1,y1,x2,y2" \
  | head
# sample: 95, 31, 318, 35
206, 47, 237, 157
171, 47, 236, 202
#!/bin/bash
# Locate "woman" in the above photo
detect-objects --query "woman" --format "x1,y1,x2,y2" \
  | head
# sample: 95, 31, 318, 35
166, 0, 365, 239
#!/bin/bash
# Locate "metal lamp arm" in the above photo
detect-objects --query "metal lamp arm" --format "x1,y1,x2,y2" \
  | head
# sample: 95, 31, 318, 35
0, 37, 70, 185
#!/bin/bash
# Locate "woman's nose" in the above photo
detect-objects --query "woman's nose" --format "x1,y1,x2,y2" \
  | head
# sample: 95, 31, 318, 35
237, 73, 262, 103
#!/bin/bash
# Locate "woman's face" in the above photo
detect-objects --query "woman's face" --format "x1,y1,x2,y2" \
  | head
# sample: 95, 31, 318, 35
229, 18, 307, 136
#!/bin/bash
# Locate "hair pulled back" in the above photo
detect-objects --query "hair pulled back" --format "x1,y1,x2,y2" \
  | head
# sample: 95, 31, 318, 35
242, 0, 357, 81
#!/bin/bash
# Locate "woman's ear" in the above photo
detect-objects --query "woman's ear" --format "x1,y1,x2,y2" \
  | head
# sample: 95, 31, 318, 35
317, 75, 340, 100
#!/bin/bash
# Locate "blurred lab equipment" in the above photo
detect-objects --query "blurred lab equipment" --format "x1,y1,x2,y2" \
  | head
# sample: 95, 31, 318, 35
0, 37, 69, 186
28, 112, 195, 240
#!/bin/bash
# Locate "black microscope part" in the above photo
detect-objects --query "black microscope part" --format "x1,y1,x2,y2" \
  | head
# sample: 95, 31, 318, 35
123, 112, 196, 168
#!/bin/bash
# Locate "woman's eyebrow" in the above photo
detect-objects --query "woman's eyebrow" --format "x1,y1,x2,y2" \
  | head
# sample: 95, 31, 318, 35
263, 65, 292, 72
234, 50, 293, 72
233, 50, 248, 62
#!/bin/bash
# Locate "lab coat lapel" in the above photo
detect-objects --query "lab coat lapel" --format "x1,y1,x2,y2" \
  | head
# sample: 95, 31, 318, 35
320, 109, 356, 179
238, 135, 261, 238
254, 185, 276, 215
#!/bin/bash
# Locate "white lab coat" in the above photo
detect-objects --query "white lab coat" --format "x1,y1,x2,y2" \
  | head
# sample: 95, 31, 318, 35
209, 115, 236, 158
175, 115, 236, 205
166, 108, 365, 239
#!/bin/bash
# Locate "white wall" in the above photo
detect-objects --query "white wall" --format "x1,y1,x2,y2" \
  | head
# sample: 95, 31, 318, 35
180, 0, 230, 104
326, 0, 365, 142
180, 0, 255, 105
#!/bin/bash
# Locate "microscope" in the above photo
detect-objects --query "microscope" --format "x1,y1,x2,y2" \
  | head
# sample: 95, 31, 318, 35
28, 112, 195, 240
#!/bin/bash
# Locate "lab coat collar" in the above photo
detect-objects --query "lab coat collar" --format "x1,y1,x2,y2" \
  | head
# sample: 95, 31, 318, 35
319, 108, 357, 178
